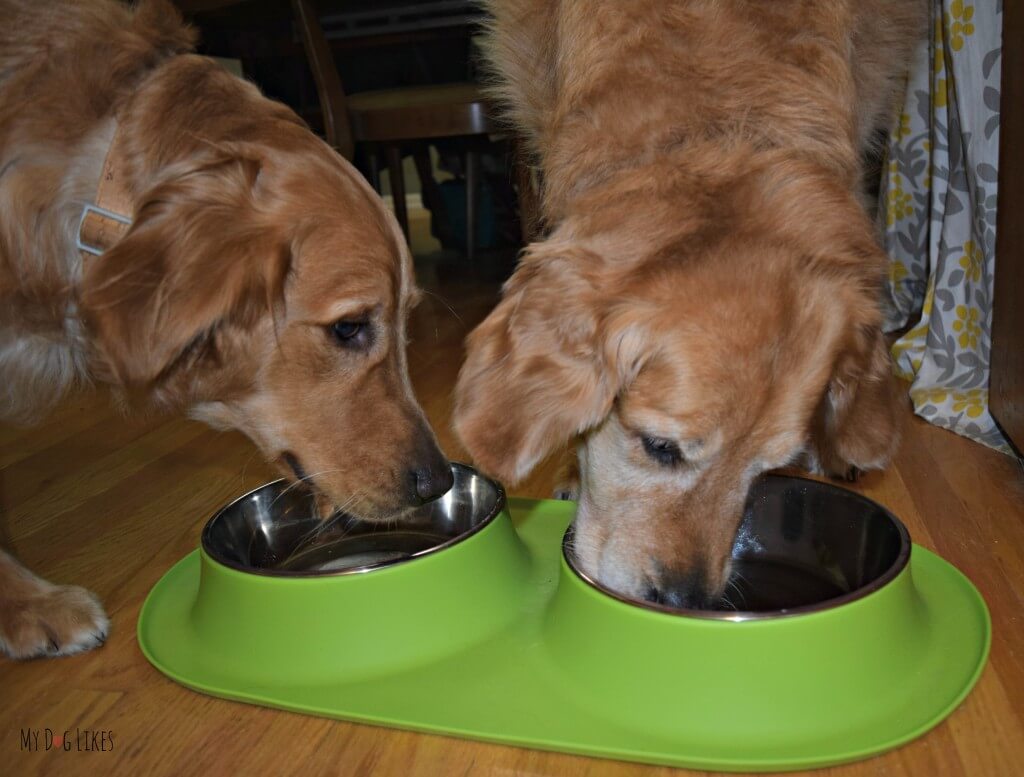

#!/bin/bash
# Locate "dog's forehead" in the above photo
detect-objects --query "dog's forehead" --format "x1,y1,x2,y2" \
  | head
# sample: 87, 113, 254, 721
287, 222, 410, 319
271, 150, 414, 311
623, 344, 743, 436
623, 282, 840, 442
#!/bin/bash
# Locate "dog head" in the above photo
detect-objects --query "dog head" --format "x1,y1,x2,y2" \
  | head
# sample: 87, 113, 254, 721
81, 68, 450, 519
455, 155, 901, 607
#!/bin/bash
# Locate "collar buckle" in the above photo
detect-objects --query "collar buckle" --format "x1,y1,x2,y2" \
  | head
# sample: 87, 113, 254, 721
76, 203, 132, 257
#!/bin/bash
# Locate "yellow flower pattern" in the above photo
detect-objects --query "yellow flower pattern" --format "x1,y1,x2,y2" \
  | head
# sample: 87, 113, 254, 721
883, 1, 1010, 455
895, 113, 912, 141
911, 388, 949, 406
886, 167, 913, 226
945, 1, 975, 52
933, 14, 946, 75
890, 260, 908, 286
958, 240, 983, 283
952, 389, 986, 419
922, 279, 935, 318
952, 305, 981, 349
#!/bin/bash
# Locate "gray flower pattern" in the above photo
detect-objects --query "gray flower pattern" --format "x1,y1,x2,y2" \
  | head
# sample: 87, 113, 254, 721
880, 0, 1010, 455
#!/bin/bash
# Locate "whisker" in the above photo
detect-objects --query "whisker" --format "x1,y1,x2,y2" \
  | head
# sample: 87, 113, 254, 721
237, 448, 262, 488
421, 289, 464, 326
279, 489, 371, 565
269, 467, 346, 507
723, 568, 751, 611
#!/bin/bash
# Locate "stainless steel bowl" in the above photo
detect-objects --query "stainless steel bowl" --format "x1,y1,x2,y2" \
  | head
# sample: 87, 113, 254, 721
565, 474, 911, 620
202, 462, 504, 576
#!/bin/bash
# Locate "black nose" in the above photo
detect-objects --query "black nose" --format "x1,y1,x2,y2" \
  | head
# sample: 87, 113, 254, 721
412, 460, 453, 502
407, 435, 453, 503
644, 568, 718, 610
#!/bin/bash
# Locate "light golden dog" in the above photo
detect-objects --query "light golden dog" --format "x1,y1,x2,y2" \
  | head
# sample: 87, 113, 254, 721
455, 0, 922, 608
0, 0, 451, 658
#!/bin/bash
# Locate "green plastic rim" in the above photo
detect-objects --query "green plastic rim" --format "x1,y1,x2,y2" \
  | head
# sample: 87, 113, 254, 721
138, 493, 990, 771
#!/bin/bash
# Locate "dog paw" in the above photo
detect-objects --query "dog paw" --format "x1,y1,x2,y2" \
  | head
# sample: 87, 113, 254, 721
805, 447, 864, 484
0, 584, 110, 660
827, 465, 862, 483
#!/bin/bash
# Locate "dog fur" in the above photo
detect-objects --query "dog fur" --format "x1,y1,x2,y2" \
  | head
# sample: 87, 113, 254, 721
455, 0, 922, 608
0, 0, 450, 658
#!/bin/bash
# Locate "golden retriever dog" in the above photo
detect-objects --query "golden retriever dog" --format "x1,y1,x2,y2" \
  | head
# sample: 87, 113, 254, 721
0, 0, 451, 658
455, 0, 922, 608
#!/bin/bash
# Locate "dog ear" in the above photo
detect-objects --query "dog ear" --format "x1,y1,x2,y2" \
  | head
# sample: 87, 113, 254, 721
80, 155, 290, 389
454, 237, 625, 483
811, 322, 904, 478
756, 162, 906, 478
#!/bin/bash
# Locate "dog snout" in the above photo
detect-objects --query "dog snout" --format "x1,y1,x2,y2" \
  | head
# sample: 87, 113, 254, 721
644, 566, 719, 610
406, 433, 453, 504
411, 460, 453, 502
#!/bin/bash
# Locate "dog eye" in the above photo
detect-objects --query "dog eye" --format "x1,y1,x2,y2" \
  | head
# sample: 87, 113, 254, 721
641, 435, 684, 466
329, 319, 371, 349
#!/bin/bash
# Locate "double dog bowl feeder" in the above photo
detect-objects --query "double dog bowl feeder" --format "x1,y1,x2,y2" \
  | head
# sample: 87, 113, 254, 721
139, 464, 989, 772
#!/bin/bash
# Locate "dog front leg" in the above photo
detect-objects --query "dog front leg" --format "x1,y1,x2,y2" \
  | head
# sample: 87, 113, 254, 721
0, 549, 109, 659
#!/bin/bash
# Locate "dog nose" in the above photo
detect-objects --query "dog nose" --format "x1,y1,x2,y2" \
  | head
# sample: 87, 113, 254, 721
645, 568, 718, 610
407, 435, 453, 503
412, 461, 453, 502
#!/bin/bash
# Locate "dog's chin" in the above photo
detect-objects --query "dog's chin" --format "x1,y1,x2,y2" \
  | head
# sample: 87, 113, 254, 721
271, 455, 386, 522
270, 457, 422, 523
570, 530, 645, 601
570, 514, 666, 603
592, 564, 651, 602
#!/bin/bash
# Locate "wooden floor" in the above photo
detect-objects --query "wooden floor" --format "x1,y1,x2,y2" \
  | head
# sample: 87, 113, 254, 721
1, 276, 1022, 777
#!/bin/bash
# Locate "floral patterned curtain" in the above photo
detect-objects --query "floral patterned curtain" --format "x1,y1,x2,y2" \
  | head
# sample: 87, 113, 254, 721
881, 0, 1010, 454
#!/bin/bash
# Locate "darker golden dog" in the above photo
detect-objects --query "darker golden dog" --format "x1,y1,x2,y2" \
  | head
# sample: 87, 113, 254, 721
0, 0, 450, 657
455, 0, 922, 608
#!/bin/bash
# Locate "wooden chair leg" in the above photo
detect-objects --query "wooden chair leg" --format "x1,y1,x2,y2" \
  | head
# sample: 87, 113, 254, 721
509, 138, 541, 243
291, 0, 355, 160
386, 145, 409, 241
366, 147, 382, 193
514, 151, 541, 244
412, 146, 453, 245
465, 149, 479, 263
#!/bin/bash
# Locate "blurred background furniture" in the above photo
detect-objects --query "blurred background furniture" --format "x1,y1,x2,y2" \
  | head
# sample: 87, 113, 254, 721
176, 0, 537, 270
290, 0, 494, 261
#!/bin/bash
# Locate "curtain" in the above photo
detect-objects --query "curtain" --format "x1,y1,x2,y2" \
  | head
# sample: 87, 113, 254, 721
881, 0, 1010, 454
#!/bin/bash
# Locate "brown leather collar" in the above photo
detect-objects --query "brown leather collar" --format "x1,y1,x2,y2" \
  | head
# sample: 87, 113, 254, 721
76, 120, 133, 258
